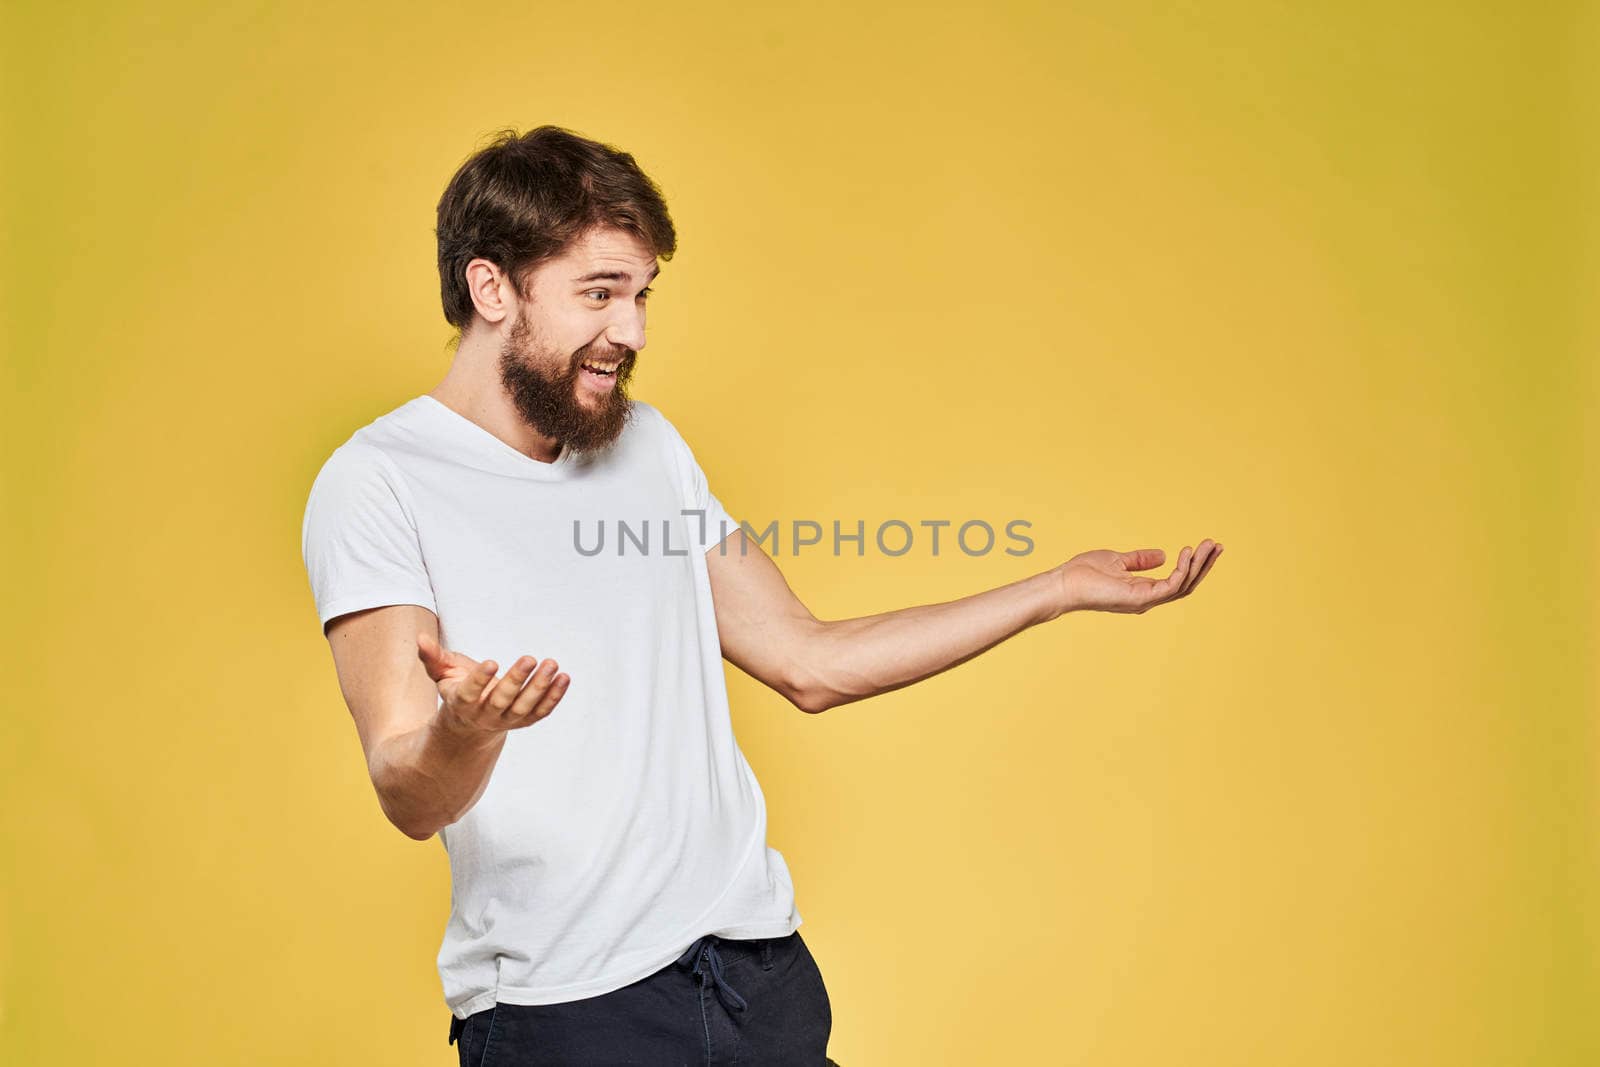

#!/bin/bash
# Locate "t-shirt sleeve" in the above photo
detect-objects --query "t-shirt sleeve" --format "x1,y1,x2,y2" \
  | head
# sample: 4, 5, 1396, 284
655, 409, 741, 555
300, 442, 438, 634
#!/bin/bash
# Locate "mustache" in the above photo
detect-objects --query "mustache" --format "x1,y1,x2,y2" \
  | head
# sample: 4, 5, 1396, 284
569, 348, 636, 377
576, 346, 634, 364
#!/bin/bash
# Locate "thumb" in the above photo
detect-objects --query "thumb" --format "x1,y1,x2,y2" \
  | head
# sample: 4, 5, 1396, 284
1119, 548, 1166, 572
416, 631, 450, 680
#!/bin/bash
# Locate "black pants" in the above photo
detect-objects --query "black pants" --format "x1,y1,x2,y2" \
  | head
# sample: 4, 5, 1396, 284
449, 930, 834, 1066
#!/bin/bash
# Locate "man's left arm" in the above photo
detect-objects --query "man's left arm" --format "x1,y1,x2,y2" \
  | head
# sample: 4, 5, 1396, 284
705, 529, 1224, 714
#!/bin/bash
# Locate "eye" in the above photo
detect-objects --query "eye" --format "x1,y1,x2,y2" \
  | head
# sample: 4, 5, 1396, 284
638, 287, 653, 301
584, 290, 609, 303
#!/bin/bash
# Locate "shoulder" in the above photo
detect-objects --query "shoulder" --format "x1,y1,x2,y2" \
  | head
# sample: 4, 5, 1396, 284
307, 393, 431, 482
626, 398, 667, 432
624, 399, 688, 456
628, 398, 695, 448
308, 438, 406, 494
303, 439, 421, 534
309, 395, 434, 480
624, 401, 708, 497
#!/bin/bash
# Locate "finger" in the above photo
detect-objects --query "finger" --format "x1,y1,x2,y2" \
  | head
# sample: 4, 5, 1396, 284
503, 659, 561, 719
485, 656, 542, 713
416, 632, 445, 678
456, 658, 501, 706
1119, 548, 1166, 572
1128, 550, 1186, 611
513, 672, 571, 726
1180, 540, 1217, 597
1159, 545, 1192, 596
1186, 540, 1222, 594
420, 632, 482, 684
1147, 546, 1193, 604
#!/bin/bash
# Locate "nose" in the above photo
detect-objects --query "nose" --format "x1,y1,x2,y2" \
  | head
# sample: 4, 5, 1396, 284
604, 302, 647, 354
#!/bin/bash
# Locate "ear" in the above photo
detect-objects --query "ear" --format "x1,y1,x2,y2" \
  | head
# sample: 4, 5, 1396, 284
463, 258, 518, 327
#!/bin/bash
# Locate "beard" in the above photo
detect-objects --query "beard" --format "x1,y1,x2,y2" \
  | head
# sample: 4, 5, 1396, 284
497, 306, 636, 456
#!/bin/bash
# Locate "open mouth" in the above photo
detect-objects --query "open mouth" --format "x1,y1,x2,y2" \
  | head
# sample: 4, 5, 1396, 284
579, 357, 622, 389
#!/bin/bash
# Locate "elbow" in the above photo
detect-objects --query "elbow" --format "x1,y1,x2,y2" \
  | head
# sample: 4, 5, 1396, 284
371, 749, 448, 841
375, 787, 442, 842
788, 685, 833, 715
388, 808, 438, 842
780, 619, 842, 714
399, 819, 437, 842
783, 659, 837, 715
390, 798, 455, 841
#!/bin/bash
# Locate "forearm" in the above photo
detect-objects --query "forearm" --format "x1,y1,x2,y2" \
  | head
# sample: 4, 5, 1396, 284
791, 567, 1069, 713
368, 711, 507, 840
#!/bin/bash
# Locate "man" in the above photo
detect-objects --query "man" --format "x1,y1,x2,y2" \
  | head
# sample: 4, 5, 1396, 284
300, 125, 1222, 1066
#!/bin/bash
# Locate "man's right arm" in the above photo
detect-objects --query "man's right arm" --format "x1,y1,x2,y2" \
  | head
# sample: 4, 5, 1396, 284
325, 603, 505, 841
368, 715, 507, 842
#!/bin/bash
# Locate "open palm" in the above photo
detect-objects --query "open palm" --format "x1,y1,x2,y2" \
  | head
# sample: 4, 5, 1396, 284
1058, 539, 1224, 615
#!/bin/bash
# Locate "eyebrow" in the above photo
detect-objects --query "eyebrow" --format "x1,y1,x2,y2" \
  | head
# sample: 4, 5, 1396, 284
572, 265, 661, 285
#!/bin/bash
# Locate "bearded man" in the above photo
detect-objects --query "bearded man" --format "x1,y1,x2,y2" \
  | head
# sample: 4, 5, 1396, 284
301, 125, 1222, 1066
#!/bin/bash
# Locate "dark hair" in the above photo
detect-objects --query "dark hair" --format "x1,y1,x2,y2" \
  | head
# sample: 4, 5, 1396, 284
435, 126, 677, 333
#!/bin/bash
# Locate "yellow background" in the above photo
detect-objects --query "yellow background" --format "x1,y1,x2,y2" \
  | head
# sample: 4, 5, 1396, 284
4, 2, 1596, 1064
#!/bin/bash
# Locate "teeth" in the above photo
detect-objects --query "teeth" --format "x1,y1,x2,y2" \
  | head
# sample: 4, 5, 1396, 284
583, 360, 619, 373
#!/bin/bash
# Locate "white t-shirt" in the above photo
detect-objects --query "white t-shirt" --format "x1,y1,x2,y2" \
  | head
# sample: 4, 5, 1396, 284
300, 393, 801, 1016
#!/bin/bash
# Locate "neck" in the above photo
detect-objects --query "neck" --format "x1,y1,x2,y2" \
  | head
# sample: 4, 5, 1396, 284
430, 332, 563, 464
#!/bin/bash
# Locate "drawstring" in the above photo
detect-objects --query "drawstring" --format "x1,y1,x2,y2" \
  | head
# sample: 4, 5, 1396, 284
675, 935, 749, 1013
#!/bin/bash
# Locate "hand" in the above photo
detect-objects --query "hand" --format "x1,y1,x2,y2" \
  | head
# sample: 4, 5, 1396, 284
1055, 539, 1224, 615
416, 632, 571, 735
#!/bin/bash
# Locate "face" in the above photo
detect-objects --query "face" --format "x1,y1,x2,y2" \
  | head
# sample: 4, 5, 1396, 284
497, 224, 658, 455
